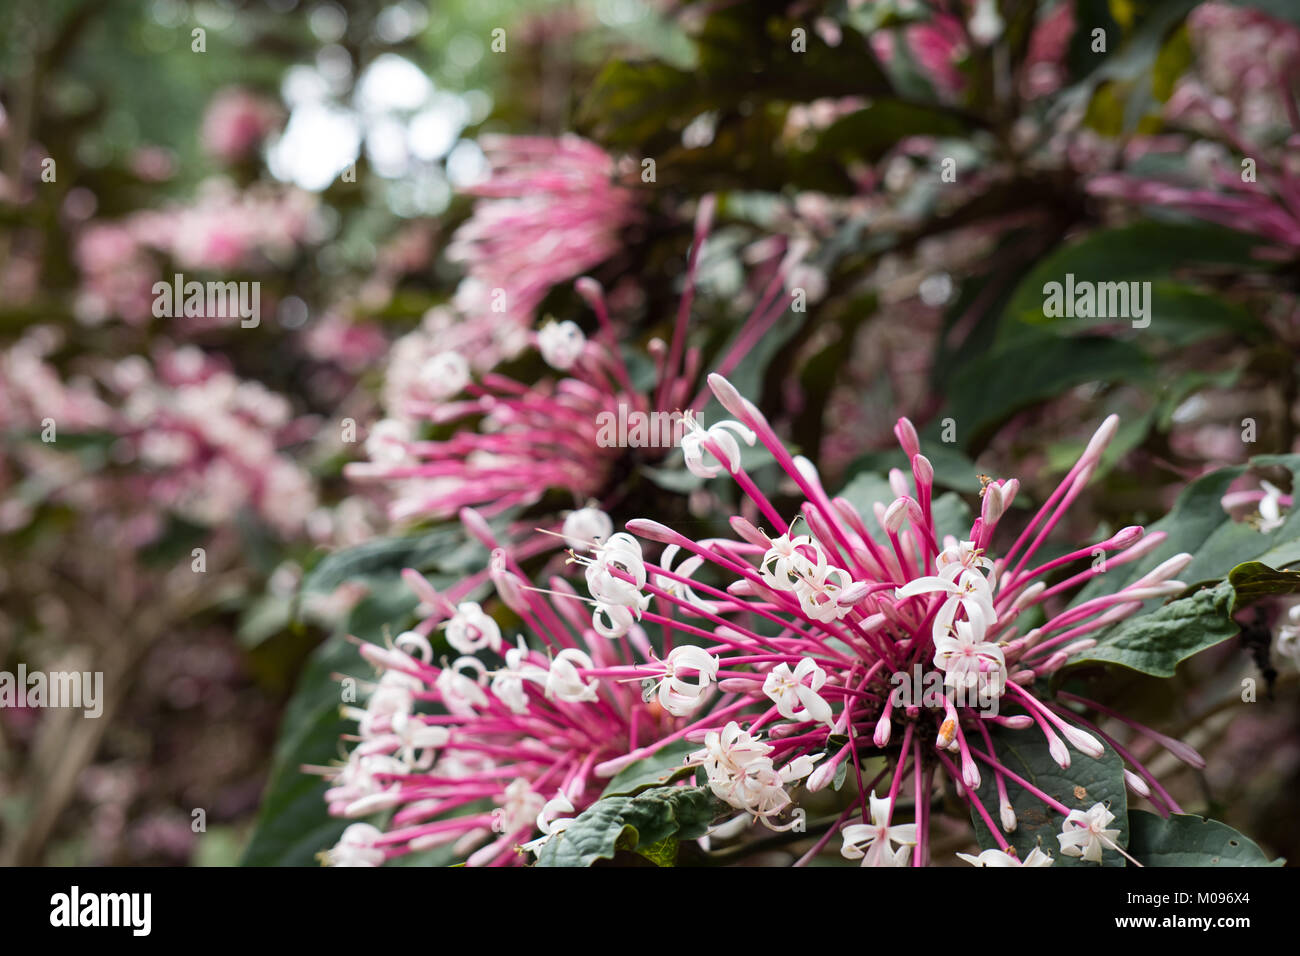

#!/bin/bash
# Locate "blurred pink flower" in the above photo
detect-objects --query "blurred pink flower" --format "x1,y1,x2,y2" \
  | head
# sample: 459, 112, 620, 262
444, 135, 642, 348
200, 87, 283, 164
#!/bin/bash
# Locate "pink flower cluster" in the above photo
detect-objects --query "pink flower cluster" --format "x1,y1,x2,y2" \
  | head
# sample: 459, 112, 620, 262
443, 135, 642, 347
200, 87, 284, 165
75, 179, 320, 325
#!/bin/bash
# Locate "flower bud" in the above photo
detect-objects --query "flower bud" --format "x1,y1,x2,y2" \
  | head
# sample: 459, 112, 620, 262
458, 507, 497, 549
624, 518, 679, 543
1124, 770, 1152, 798
883, 497, 910, 533
912, 454, 934, 489
894, 417, 920, 458
1012, 582, 1046, 610
1081, 414, 1120, 466
1059, 723, 1104, 758
1047, 735, 1071, 769
873, 710, 892, 748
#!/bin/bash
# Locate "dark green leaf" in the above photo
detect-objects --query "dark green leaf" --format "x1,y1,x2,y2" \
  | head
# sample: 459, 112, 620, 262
535, 786, 723, 868
970, 723, 1128, 866
1068, 582, 1237, 677
600, 741, 699, 797
1127, 810, 1283, 866
1227, 561, 1300, 610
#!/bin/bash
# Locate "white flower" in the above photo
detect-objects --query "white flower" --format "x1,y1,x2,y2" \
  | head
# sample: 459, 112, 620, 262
692, 722, 778, 812
680, 415, 756, 479
1278, 618, 1300, 668
654, 544, 717, 614
758, 532, 823, 591
792, 562, 857, 623
537, 320, 586, 370
562, 505, 612, 550
839, 791, 917, 867
325, 823, 386, 866
592, 600, 642, 639
1057, 802, 1123, 863
418, 351, 470, 399
329, 753, 407, 817
349, 669, 421, 737
935, 540, 993, 575
545, 648, 599, 703
436, 656, 490, 716
898, 566, 998, 641
1259, 480, 1287, 532
583, 532, 648, 608
386, 711, 450, 770
933, 613, 1007, 697
496, 778, 547, 835
956, 846, 1054, 867
691, 724, 821, 825
968, 0, 1004, 45
520, 792, 577, 854
490, 636, 548, 714
582, 531, 650, 638
656, 645, 719, 716
443, 601, 503, 654
364, 418, 410, 463
762, 657, 834, 727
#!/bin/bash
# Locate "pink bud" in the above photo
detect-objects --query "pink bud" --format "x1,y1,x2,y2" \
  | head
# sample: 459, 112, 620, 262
1081, 414, 1120, 465
912, 453, 934, 488
1111, 529, 1166, 565
1048, 735, 1071, 769
874, 710, 892, 747
894, 417, 921, 458
995, 715, 1034, 730
1135, 552, 1194, 585
1124, 769, 1152, 798
889, 468, 910, 499
729, 515, 769, 548
838, 581, 871, 605
707, 373, 750, 421
981, 483, 1005, 524
883, 497, 909, 533
999, 478, 1019, 511
574, 276, 605, 307
458, 507, 497, 549
624, 518, 679, 543
1108, 525, 1144, 549
1012, 582, 1046, 611
810, 758, 842, 791
1059, 723, 1104, 758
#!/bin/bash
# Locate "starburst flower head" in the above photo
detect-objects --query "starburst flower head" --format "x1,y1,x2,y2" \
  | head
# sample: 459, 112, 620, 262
572, 372, 1205, 862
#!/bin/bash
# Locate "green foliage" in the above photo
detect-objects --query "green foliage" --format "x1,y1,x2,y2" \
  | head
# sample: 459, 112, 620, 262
1127, 811, 1283, 866
600, 742, 700, 798
535, 786, 723, 868
970, 724, 1129, 866
1067, 580, 1239, 677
